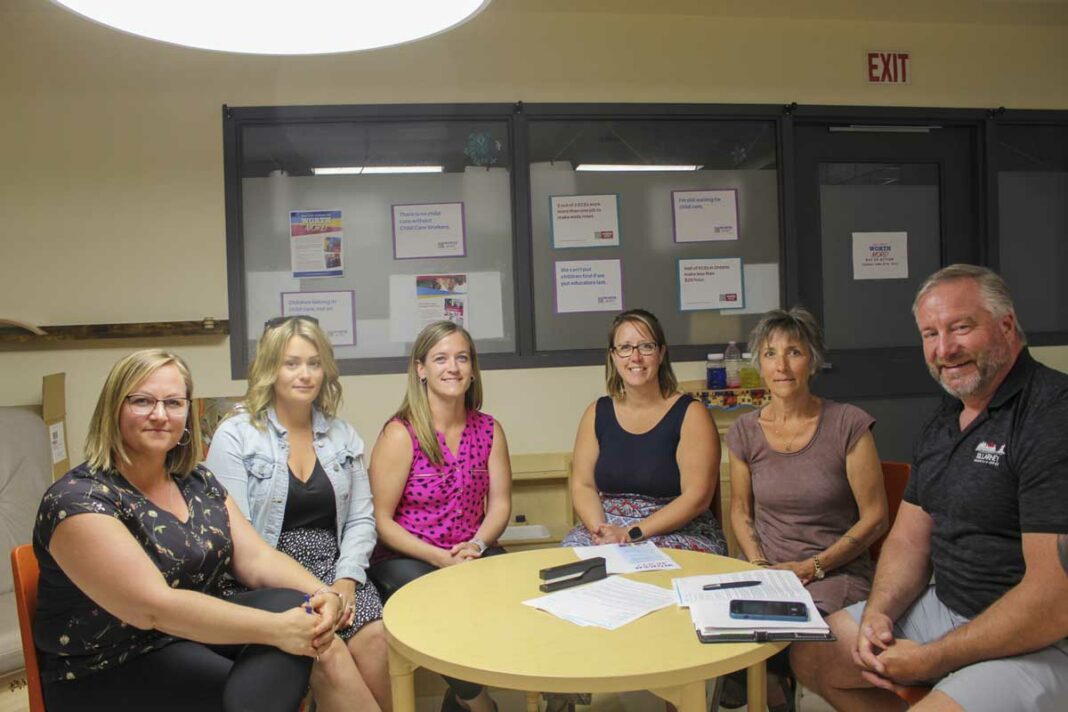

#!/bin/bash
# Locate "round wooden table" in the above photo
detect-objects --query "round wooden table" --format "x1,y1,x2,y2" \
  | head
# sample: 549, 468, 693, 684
383, 548, 786, 712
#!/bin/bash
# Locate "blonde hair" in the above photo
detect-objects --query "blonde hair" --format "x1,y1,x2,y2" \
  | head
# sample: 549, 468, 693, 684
85, 349, 202, 476
244, 317, 342, 428
391, 321, 483, 466
604, 309, 678, 400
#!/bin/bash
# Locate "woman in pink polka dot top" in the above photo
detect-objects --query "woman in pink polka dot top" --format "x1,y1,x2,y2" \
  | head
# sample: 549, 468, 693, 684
368, 320, 512, 712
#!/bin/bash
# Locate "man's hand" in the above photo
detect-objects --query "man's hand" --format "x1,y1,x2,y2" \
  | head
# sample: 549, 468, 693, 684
852, 611, 896, 675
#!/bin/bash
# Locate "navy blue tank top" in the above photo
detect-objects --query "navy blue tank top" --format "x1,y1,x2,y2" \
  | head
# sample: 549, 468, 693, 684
593, 394, 693, 498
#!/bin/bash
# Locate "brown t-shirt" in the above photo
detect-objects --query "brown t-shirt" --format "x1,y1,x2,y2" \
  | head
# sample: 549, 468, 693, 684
726, 400, 876, 613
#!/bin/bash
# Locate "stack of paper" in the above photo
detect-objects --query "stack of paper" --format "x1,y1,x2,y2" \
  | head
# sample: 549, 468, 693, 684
522, 576, 676, 630
573, 541, 681, 574
673, 569, 831, 641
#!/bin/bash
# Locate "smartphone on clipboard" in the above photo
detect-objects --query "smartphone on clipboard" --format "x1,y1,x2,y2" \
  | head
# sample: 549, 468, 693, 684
729, 599, 809, 622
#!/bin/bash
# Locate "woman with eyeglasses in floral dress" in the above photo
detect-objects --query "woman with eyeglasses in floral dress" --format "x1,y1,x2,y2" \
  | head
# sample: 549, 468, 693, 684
562, 308, 726, 554
205, 316, 390, 712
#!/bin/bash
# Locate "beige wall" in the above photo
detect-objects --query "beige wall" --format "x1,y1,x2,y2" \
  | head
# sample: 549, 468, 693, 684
2, 0, 1067, 457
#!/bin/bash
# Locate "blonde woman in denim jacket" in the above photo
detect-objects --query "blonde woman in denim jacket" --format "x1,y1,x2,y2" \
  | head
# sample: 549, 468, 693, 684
206, 317, 389, 712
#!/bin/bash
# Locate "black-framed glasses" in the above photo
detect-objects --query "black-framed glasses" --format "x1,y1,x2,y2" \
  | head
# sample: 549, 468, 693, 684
611, 341, 659, 358
263, 315, 320, 331
125, 395, 191, 416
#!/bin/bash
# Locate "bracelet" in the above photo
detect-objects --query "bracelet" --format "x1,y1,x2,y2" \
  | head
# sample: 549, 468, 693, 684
750, 558, 771, 567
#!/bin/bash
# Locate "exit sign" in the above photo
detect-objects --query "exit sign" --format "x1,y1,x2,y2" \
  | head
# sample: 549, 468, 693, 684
867, 51, 911, 84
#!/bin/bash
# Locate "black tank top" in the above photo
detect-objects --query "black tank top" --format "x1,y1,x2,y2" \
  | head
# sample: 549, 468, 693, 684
593, 394, 693, 498
282, 459, 336, 531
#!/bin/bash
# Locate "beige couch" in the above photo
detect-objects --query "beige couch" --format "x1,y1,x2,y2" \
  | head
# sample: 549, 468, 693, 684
0, 408, 53, 675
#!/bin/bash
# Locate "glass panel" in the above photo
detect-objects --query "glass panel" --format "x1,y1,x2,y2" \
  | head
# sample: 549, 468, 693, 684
996, 125, 1068, 333
239, 120, 516, 360
528, 119, 781, 352
818, 162, 942, 350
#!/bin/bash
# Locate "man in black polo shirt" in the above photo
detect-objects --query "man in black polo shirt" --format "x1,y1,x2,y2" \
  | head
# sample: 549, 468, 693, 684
792, 264, 1068, 711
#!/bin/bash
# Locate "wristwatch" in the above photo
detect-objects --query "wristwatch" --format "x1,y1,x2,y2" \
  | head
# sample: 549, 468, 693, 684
470, 538, 488, 555
812, 555, 826, 580
627, 526, 644, 543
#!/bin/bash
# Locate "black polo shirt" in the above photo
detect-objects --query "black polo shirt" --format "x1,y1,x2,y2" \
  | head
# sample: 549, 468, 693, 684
905, 349, 1068, 619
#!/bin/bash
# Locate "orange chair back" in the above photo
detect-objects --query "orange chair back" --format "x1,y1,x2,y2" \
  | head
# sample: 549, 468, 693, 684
11, 544, 45, 712
870, 461, 911, 563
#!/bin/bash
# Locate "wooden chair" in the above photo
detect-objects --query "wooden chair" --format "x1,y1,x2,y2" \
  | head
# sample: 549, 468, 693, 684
11, 544, 45, 712
871, 461, 911, 563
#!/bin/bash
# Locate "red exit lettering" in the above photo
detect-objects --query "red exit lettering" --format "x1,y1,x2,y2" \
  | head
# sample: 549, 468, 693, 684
867, 51, 911, 84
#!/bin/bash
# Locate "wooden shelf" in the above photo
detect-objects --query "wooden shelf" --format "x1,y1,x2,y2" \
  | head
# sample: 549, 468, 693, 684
680, 380, 770, 410
0, 319, 229, 345
506, 453, 573, 551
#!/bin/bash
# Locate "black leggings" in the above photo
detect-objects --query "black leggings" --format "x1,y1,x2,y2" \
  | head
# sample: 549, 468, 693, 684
369, 547, 506, 701
42, 588, 314, 712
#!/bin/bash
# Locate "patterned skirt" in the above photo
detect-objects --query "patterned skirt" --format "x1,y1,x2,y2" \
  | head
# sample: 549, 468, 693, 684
561, 492, 727, 554
221, 527, 383, 639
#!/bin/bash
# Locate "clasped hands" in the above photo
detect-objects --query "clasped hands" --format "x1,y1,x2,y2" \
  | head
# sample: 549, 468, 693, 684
852, 611, 947, 694
439, 539, 487, 566
278, 588, 345, 659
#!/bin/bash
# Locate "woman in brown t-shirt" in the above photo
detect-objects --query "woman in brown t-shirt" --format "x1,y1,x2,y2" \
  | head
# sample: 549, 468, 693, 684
723, 307, 888, 710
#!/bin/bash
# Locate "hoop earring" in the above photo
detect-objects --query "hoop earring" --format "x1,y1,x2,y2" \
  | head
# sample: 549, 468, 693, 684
471, 376, 477, 383
177, 428, 191, 447
420, 377, 427, 386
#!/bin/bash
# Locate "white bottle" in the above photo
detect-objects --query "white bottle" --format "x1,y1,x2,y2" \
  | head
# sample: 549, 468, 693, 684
724, 340, 742, 388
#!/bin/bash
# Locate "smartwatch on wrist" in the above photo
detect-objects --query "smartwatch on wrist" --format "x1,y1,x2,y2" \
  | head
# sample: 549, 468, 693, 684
627, 526, 644, 543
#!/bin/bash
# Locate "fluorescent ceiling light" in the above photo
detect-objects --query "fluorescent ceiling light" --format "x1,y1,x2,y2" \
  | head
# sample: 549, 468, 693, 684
575, 164, 703, 172
313, 166, 444, 175
829, 125, 941, 133
50, 1, 492, 55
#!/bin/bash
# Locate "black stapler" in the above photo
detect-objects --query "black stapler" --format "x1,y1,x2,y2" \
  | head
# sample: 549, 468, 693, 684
538, 557, 607, 592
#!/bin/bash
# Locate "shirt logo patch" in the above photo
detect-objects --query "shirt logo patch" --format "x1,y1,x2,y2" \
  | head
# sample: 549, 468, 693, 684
973, 440, 1006, 466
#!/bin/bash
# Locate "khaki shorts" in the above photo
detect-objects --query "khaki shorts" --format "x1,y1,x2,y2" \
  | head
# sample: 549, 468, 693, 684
846, 586, 1068, 712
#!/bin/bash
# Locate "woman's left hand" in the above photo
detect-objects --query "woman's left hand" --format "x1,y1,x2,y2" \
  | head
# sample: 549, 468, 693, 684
771, 559, 817, 585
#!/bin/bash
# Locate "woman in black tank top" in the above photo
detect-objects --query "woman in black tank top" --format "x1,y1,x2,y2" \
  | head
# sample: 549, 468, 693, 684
561, 309, 727, 554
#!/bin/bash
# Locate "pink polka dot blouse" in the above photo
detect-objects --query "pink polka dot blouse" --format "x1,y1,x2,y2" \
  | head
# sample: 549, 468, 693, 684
376, 410, 495, 556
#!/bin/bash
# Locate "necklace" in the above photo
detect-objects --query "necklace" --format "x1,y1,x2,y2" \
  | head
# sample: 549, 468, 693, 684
762, 398, 819, 452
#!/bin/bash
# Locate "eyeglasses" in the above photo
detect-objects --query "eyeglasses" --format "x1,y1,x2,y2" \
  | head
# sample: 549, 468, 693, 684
125, 395, 191, 416
263, 315, 320, 331
611, 341, 659, 358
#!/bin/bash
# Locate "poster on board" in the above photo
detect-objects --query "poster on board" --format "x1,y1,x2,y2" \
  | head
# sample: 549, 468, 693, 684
290, 210, 344, 278
678, 258, 744, 311
281, 290, 356, 346
555, 259, 623, 313
416, 274, 468, 328
392, 202, 466, 259
388, 272, 503, 342
672, 189, 740, 242
852, 231, 909, 280
550, 194, 621, 248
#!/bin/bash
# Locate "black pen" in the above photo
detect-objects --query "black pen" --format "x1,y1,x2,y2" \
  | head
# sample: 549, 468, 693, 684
702, 580, 762, 591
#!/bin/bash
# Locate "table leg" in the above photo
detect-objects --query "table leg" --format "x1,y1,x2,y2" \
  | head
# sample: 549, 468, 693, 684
747, 659, 767, 712
650, 680, 705, 712
388, 645, 417, 712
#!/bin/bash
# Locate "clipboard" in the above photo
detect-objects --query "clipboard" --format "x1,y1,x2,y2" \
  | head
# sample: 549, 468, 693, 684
695, 629, 837, 644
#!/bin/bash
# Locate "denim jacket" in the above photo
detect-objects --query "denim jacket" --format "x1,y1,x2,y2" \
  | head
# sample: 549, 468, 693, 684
204, 406, 376, 584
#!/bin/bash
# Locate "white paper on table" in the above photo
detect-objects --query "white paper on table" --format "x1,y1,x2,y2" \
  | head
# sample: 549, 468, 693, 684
522, 576, 676, 630
672, 569, 809, 607
574, 542, 680, 574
